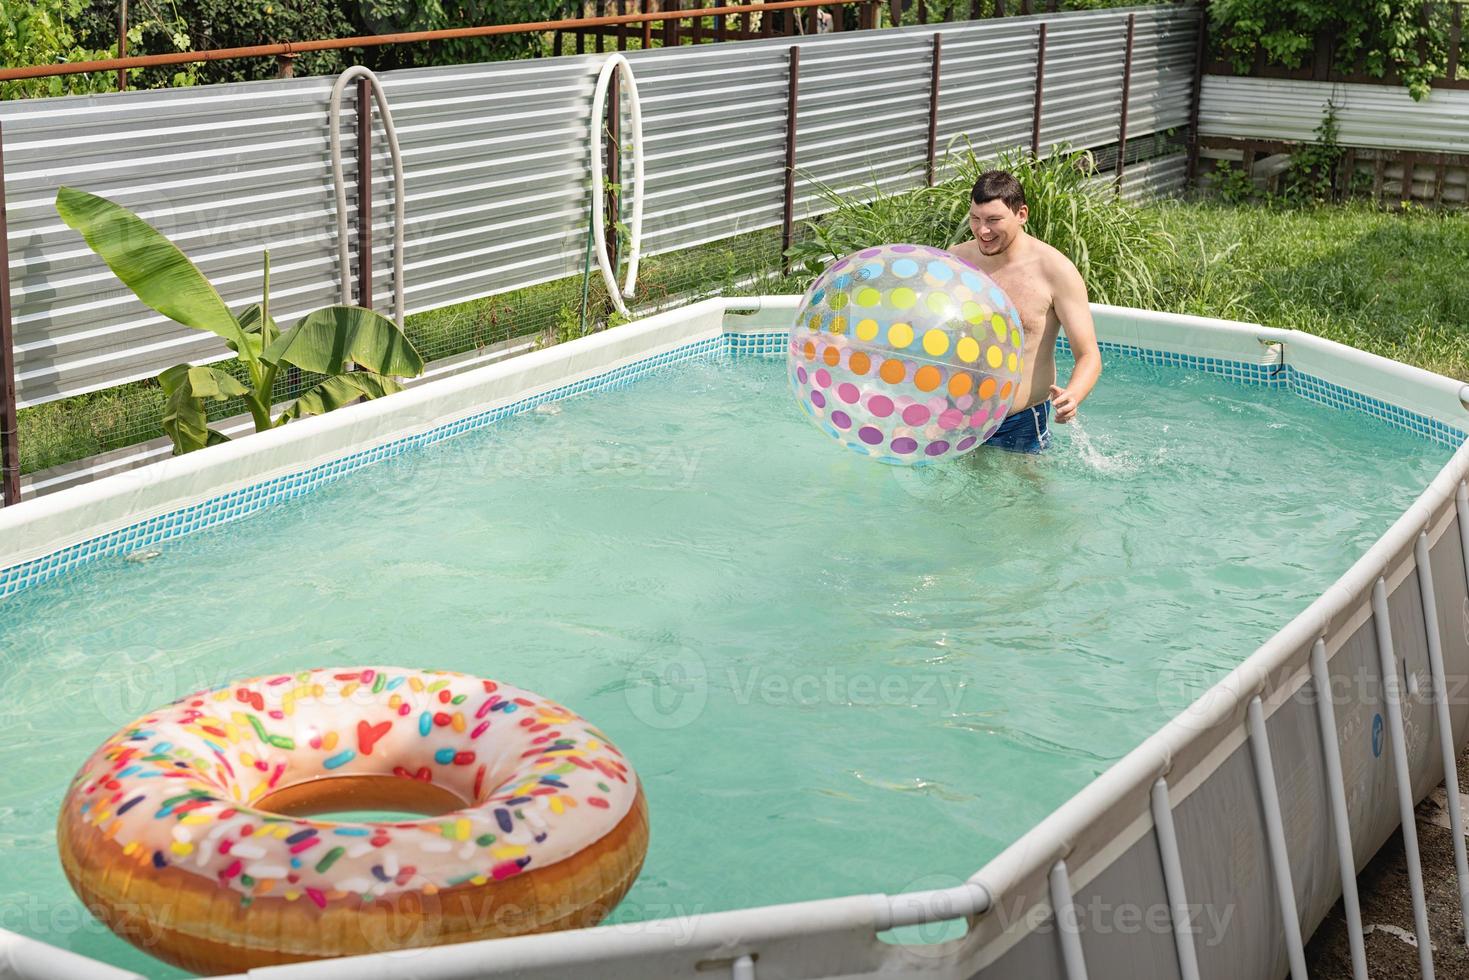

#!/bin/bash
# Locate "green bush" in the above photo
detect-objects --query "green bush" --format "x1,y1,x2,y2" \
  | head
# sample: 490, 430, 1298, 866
1281, 102, 1346, 204
788, 144, 1168, 309
1210, 0, 1450, 100
1208, 161, 1255, 205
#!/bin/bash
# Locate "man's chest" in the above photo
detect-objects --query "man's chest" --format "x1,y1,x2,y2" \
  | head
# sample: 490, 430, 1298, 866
985, 270, 1054, 344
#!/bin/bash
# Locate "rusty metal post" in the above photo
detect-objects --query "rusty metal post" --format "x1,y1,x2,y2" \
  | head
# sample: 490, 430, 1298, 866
643, 0, 654, 48
1185, 2, 1208, 184
618, 0, 630, 49
606, 68, 622, 282
781, 45, 801, 274
1115, 12, 1135, 194
118, 0, 129, 91
994, 0, 1005, 18
890, 0, 903, 27
596, 0, 607, 52
276, 53, 297, 78
926, 33, 942, 185
356, 77, 373, 311
1031, 22, 1047, 156
0, 123, 19, 507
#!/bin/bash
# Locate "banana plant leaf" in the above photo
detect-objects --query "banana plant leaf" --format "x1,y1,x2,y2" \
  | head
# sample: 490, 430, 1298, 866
276, 371, 405, 423
159, 364, 249, 455
55, 187, 253, 357
233, 303, 281, 360
263, 306, 424, 378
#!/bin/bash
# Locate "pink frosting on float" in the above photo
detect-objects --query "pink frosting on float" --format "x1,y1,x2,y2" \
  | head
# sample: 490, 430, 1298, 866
62, 667, 638, 905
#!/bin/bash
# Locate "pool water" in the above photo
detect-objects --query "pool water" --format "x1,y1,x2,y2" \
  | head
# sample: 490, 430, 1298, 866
0, 349, 1452, 975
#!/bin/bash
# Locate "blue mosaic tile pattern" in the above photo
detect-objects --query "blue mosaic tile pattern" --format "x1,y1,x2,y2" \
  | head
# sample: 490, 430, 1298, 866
724, 330, 790, 357
2, 328, 1461, 599
1056, 334, 1463, 445
1292, 368, 1467, 447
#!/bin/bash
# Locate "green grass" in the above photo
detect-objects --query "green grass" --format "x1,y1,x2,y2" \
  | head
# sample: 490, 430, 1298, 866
1147, 200, 1469, 382
17, 189, 1469, 477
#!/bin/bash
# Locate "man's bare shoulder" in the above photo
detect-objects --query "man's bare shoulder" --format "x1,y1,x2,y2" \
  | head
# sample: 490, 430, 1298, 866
1030, 237, 1083, 284
947, 240, 980, 265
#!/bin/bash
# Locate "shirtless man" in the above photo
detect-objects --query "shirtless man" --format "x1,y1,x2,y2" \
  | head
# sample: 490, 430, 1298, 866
949, 170, 1102, 453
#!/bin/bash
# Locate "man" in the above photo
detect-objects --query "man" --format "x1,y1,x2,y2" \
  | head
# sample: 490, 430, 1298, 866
949, 170, 1102, 454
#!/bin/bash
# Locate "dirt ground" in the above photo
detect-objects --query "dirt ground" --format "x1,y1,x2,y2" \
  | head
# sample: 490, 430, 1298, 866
1304, 749, 1469, 978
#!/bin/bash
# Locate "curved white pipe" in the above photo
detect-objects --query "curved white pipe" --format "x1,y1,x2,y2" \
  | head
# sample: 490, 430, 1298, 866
329, 66, 407, 327
590, 54, 645, 318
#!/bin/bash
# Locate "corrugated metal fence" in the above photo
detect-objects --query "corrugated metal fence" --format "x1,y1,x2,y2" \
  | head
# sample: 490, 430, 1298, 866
1199, 75, 1469, 155
0, 3, 1199, 494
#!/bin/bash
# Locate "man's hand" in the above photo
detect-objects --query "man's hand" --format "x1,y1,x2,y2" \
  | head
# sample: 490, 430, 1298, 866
1049, 384, 1079, 423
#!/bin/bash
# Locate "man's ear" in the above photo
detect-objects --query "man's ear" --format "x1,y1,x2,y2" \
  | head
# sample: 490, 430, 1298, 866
1015, 204, 1029, 225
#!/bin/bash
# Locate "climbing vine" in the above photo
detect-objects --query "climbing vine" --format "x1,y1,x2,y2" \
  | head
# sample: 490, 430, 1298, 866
1210, 0, 1453, 101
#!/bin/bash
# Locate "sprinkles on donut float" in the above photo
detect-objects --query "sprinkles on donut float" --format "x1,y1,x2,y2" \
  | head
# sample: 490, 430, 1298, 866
57, 666, 648, 974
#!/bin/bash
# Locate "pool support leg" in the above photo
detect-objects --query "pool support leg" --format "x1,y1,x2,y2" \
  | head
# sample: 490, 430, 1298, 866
1309, 637, 1370, 980
1048, 859, 1089, 980
1417, 531, 1469, 944
1373, 576, 1437, 979
1246, 696, 1308, 979
1150, 778, 1202, 980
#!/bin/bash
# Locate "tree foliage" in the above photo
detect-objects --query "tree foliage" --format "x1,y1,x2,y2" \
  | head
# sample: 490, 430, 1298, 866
348, 1, 567, 72
56, 1, 570, 89
0, 0, 191, 97
1210, 0, 1453, 101
70, 0, 353, 87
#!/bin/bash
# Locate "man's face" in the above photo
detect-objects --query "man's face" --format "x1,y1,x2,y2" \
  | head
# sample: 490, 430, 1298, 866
969, 199, 1027, 256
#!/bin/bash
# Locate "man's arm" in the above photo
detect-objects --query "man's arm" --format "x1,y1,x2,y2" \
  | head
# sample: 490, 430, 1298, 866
1048, 258, 1101, 424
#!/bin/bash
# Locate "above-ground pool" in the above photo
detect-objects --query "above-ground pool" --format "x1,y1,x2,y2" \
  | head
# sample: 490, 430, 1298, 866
1, 298, 1467, 979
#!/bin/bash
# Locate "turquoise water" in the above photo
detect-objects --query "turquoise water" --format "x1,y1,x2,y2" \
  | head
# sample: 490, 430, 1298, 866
0, 349, 1453, 975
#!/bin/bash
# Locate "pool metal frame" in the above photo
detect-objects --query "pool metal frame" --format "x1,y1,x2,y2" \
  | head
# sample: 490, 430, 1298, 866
2, 296, 1469, 980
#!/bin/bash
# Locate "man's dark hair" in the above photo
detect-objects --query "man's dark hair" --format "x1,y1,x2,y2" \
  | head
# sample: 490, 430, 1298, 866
971, 170, 1025, 213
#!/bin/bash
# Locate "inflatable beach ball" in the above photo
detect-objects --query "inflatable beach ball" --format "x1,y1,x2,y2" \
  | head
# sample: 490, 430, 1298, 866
788, 244, 1025, 465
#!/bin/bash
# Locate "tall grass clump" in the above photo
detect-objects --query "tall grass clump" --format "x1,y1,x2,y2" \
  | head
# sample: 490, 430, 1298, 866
788, 144, 1169, 309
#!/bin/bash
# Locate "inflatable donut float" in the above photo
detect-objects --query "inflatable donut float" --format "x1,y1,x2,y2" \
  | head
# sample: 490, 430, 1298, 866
58, 667, 648, 974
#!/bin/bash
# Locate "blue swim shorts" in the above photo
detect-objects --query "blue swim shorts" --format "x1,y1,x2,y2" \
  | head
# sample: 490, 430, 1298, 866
984, 400, 1052, 454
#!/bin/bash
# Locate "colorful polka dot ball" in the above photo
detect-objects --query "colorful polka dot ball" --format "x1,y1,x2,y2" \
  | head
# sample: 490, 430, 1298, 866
788, 243, 1025, 465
